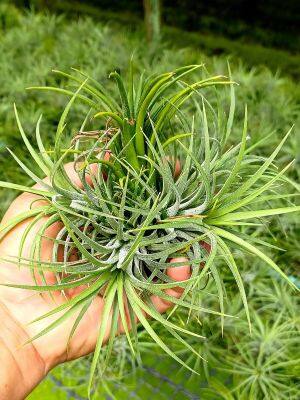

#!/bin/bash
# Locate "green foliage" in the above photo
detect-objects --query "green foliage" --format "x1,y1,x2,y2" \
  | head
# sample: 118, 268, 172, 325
149, 275, 299, 400
0, 2, 21, 31
163, 26, 300, 79
15, 0, 300, 52
1, 11, 300, 217
0, 9, 299, 400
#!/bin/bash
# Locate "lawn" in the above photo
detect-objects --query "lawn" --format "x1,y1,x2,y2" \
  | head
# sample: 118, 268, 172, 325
0, 4, 299, 400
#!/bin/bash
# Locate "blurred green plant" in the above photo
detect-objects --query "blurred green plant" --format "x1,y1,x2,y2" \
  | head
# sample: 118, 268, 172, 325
0, 2, 21, 31
1, 11, 299, 217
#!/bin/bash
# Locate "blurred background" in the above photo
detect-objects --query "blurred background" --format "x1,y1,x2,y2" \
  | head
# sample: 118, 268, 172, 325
0, 1, 299, 399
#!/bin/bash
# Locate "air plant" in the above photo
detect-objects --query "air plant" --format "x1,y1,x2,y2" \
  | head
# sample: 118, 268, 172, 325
0, 63, 299, 396
207, 289, 300, 400
161, 270, 300, 400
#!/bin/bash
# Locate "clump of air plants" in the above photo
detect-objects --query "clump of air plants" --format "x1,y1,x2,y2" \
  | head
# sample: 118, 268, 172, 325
0, 63, 299, 395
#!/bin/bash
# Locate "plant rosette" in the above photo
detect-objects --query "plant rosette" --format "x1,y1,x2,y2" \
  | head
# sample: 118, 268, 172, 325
0, 64, 299, 395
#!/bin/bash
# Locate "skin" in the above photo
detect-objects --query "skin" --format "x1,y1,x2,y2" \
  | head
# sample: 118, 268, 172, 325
0, 163, 191, 400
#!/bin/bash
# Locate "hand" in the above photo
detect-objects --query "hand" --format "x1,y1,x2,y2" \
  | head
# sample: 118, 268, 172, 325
0, 163, 191, 399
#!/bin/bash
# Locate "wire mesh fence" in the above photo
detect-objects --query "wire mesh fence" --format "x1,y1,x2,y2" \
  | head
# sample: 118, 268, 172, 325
48, 354, 216, 400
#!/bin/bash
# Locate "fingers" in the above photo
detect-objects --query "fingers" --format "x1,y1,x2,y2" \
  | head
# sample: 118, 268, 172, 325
165, 257, 191, 294
164, 156, 181, 179
200, 240, 211, 253
60, 162, 99, 189
99, 257, 191, 338
151, 257, 191, 313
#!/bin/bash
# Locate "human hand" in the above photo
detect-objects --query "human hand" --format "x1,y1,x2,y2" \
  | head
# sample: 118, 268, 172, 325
0, 162, 191, 399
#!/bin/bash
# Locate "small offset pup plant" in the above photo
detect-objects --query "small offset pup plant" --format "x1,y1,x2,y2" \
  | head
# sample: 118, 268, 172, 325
0, 63, 299, 395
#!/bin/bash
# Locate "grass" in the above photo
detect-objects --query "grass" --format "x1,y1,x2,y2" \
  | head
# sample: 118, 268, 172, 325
22, 0, 300, 78
0, 6, 299, 400
1, 9, 299, 214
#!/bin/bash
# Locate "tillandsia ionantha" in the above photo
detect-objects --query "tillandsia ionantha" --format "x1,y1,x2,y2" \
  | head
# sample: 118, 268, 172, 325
0, 63, 299, 395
